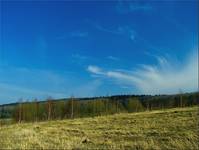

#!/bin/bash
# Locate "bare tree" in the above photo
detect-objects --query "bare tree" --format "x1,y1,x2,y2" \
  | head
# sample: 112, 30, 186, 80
47, 97, 53, 120
71, 95, 74, 119
179, 89, 183, 107
18, 98, 23, 123
34, 99, 39, 122
116, 99, 119, 113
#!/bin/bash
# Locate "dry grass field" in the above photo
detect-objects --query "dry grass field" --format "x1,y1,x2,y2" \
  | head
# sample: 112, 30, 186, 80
0, 106, 198, 149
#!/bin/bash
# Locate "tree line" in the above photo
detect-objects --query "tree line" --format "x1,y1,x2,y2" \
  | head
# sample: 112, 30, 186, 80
0, 92, 198, 123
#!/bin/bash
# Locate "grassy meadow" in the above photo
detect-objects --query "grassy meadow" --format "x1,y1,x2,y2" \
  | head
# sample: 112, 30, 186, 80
0, 106, 198, 149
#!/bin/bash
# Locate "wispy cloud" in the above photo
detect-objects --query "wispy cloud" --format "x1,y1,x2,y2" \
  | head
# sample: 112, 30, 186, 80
71, 53, 95, 66
107, 56, 120, 61
95, 23, 121, 35
72, 80, 102, 97
72, 54, 88, 60
87, 65, 103, 75
92, 21, 136, 41
87, 50, 198, 94
0, 83, 66, 102
56, 31, 88, 39
0, 66, 103, 104
70, 31, 88, 38
0, 67, 69, 102
116, 0, 153, 14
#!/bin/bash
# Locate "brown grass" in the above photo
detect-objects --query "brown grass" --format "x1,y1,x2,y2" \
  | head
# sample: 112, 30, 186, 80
0, 106, 198, 149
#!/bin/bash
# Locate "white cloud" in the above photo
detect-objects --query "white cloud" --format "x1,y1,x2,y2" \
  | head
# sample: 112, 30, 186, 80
87, 65, 103, 75
107, 56, 119, 61
87, 50, 198, 94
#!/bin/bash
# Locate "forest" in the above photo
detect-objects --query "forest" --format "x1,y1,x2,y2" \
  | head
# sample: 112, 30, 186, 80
0, 92, 198, 123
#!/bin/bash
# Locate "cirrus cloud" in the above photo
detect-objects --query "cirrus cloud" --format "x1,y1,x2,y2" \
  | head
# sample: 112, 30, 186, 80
87, 50, 198, 95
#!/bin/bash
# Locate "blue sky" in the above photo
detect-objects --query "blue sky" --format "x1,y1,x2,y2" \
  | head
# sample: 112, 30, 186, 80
0, 0, 198, 104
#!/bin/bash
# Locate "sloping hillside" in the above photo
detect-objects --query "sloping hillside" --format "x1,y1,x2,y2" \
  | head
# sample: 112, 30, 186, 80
0, 106, 198, 149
